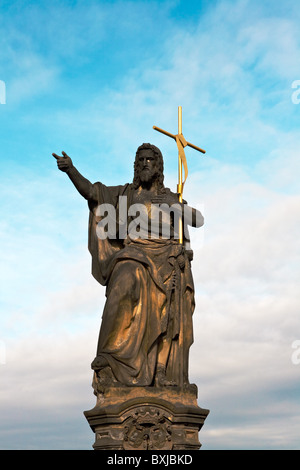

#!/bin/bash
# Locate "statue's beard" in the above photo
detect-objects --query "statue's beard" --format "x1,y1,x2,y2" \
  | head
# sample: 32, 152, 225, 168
139, 168, 157, 183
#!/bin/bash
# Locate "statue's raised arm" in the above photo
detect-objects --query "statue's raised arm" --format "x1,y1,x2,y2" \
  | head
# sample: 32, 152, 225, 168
52, 151, 96, 201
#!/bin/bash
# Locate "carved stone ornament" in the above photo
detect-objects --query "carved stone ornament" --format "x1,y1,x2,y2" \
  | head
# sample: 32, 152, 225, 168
123, 406, 172, 450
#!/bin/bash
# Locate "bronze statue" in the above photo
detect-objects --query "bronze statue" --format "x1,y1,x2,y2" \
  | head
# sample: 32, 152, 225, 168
52, 143, 204, 392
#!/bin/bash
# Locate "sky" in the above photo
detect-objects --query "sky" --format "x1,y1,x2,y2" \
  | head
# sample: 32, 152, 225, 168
0, 0, 300, 450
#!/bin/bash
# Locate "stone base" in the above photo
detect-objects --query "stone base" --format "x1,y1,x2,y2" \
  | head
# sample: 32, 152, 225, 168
84, 385, 209, 450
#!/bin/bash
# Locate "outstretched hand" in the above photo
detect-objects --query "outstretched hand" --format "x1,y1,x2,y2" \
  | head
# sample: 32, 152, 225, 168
52, 151, 73, 172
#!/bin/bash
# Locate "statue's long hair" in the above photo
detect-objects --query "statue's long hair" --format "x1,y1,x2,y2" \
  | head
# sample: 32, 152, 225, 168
133, 143, 165, 191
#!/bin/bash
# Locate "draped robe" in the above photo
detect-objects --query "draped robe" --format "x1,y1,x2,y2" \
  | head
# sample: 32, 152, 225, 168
88, 182, 196, 387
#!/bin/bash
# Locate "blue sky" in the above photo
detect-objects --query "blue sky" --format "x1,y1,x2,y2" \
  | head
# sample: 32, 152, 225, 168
1, 0, 300, 450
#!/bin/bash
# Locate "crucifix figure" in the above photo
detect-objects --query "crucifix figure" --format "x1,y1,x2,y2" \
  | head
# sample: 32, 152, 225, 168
52, 113, 205, 393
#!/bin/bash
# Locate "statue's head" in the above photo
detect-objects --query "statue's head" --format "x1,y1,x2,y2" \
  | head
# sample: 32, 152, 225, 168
133, 143, 164, 190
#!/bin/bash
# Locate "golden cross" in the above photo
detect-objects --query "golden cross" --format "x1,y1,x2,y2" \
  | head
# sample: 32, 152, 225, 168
153, 106, 206, 243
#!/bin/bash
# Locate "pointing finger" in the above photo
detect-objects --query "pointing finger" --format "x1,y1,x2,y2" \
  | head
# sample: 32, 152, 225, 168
52, 153, 60, 160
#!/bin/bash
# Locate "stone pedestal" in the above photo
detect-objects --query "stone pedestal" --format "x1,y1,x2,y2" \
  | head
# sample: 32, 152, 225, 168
84, 385, 209, 450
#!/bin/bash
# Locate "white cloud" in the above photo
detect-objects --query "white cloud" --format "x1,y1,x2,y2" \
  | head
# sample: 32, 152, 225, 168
185, 147, 300, 449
